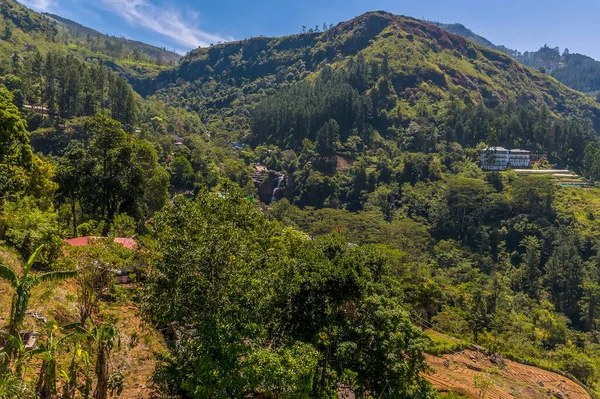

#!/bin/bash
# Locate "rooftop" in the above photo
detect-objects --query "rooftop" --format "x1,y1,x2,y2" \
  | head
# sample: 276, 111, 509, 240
482, 147, 508, 151
64, 236, 137, 250
481, 147, 530, 153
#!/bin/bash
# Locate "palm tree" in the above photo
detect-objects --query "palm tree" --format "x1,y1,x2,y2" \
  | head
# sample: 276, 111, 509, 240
0, 246, 77, 335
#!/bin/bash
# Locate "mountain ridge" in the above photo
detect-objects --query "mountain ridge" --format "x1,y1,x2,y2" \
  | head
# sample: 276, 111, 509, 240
42, 12, 181, 65
135, 11, 600, 133
0, 0, 178, 80
437, 21, 600, 94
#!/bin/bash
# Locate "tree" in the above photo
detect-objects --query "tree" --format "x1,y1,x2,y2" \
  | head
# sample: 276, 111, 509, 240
3, 25, 12, 40
316, 119, 339, 156
474, 375, 492, 398
0, 246, 77, 336
73, 245, 118, 325
56, 142, 87, 238
580, 279, 600, 331
170, 155, 195, 189
90, 324, 120, 399
0, 88, 32, 171
145, 185, 434, 398
84, 115, 132, 223
511, 175, 555, 219
520, 236, 541, 297
382, 52, 390, 77
544, 232, 583, 323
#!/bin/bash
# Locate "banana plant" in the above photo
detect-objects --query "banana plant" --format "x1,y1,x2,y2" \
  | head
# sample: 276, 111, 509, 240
90, 324, 120, 399
61, 323, 120, 399
0, 245, 77, 336
59, 343, 89, 399
4, 334, 28, 378
30, 324, 77, 399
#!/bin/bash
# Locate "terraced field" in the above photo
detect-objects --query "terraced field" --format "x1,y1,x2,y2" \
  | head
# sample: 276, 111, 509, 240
425, 350, 592, 399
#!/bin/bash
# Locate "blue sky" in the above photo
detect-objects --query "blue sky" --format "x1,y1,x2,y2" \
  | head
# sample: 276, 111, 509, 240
19, 0, 600, 59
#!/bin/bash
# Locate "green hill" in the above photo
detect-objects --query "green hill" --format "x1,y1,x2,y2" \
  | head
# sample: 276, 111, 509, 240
0, 0, 179, 80
438, 22, 600, 95
43, 12, 181, 67
137, 11, 600, 138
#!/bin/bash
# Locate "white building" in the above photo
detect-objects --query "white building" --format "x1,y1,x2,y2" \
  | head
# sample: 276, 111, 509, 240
480, 147, 531, 170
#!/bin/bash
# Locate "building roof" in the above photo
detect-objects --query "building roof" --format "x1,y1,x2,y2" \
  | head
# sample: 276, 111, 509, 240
64, 236, 137, 250
482, 147, 508, 151
481, 147, 530, 154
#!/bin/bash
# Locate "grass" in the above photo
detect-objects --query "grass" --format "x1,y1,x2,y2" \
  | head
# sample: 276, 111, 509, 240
554, 186, 600, 239
425, 329, 470, 356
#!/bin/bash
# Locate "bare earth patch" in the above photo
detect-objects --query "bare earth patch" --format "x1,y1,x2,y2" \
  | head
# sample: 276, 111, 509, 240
425, 350, 591, 399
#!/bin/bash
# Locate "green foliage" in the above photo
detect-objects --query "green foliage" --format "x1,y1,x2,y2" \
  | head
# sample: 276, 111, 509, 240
145, 185, 435, 398
0, 87, 30, 166
55, 115, 169, 234
170, 155, 195, 189
0, 196, 61, 264
555, 346, 597, 384
252, 63, 369, 149
0, 245, 76, 335
0, 373, 30, 399
109, 214, 136, 237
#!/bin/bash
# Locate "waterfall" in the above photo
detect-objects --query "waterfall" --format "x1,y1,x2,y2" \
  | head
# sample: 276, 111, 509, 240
271, 175, 285, 204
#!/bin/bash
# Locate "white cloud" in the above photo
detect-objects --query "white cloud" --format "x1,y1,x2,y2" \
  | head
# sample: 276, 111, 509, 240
99, 0, 230, 49
19, 0, 56, 11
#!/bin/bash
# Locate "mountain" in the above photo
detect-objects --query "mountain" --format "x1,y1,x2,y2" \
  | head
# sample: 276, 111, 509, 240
137, 11, 600, 136
437, 22, 600, 95
5, 6, 600, 399
434, 22, 519, 57
43, 12, 181, 66
0, 0, 178, 79
519, 46, 600, 94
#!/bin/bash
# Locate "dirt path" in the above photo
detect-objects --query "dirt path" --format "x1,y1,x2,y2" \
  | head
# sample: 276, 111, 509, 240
425, 350, 592, 399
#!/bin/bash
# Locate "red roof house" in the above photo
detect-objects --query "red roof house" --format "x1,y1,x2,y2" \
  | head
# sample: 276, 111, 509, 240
63, 236, 137, 250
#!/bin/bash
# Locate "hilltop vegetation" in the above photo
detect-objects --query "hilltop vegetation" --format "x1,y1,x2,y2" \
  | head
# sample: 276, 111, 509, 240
140, 11, 600, 134
439, 22, 600, 95
0, 0, 178, 80
43, 12, 180, 66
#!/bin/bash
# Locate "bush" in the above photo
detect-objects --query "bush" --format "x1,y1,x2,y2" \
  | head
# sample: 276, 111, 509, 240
555, 347, 597, 384
0, 196, 61, 265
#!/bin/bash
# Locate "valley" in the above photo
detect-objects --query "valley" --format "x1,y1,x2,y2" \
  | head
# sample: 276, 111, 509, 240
3, 1, 600, 398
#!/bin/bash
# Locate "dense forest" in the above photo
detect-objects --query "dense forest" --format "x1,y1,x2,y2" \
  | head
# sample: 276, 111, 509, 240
4, 3, 600, 399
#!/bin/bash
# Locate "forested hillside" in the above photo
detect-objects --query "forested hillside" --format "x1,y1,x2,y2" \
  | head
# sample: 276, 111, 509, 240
139, 11, 600, 130
439, 23, 600, 95
4, 4, 600, 399
43, 13, 181, 67
0, 0, 178, 80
